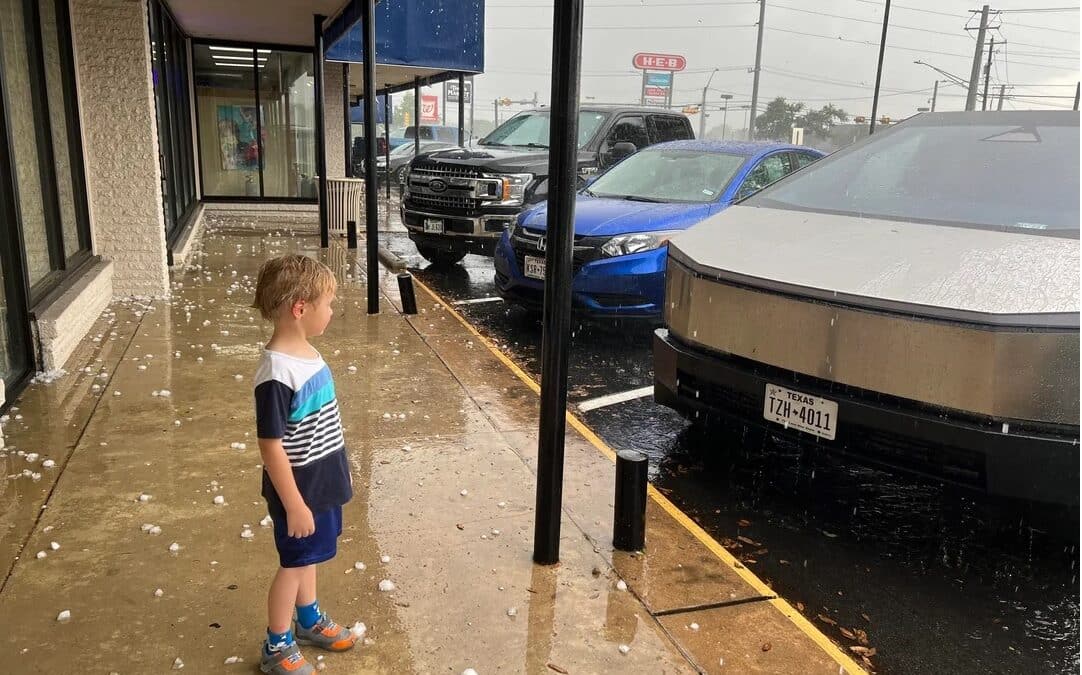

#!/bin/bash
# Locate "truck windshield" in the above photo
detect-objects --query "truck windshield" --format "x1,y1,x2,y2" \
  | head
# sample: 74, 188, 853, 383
480, 111, 608, 149
588, 149, 747, 203
748, 116, 1080, 236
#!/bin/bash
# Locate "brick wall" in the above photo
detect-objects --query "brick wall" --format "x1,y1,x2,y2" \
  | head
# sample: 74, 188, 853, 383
70, 0, 168, 298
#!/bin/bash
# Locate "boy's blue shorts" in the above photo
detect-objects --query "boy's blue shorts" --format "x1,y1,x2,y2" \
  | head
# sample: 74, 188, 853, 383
271, 506, 342, 568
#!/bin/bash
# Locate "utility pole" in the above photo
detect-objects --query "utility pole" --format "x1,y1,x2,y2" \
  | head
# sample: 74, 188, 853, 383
494, 98, 499, 127
966, 5, 990, 111
748, 0, 766, 140
699, 68, 719, 138
721, 94, 731, 139
996, 84, 1006, 111
931, 80, 939, 111
1074, 82, 1080, 111
469, 76, 476, 143
981, 37, 994, 111
869, 0, 891, 134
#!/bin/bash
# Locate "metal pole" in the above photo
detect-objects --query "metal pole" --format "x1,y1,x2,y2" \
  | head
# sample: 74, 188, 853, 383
494, 98, 499, 127
469, 76, 475, 143
414, 79, 421, 155
698, 68, 717, 138
640, 70, 647, 105
342, 64, 351, 177
982, 37, 994, 111
361, 0, 379, 315
966, 5, 990, 112
384, 93, 391, 198
931, 80, 939, 112
721, 96, 730, 139
314, 14, 329, 248
996, 84, 1006, 111
458, 73, 466, 146
747, 0, 766, 139
1075, 82, 1080, 111
533, 0, 583, 567
442, 81, 447, 126
869, 0, 891, 134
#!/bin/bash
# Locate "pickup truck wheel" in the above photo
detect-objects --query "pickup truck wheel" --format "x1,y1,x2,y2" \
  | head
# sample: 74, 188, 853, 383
417, 245, 467, 267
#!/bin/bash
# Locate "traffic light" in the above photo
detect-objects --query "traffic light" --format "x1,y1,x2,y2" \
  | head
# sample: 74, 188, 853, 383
499, 97, 512, 106
682, 105, 700, 115
879, 116, 891, 124
854, 116, 866, 124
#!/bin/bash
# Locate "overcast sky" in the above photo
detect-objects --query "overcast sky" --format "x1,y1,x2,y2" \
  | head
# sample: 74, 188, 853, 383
439, 0, 1080, 129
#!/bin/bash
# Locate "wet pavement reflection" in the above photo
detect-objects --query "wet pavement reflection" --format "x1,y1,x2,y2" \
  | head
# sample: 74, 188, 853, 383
409, 244, 1081, 674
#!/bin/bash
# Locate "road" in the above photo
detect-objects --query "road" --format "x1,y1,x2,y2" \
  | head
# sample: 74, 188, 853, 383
381, 222, 1080, 675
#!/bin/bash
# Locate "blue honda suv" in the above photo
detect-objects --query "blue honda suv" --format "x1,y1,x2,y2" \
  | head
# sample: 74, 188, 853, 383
494, 140, 824, 318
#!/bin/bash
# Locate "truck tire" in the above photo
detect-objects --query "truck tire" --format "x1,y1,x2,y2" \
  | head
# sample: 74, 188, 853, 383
417, 244, 467, 267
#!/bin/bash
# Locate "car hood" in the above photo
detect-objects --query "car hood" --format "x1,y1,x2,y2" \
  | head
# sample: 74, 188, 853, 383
670, 205, 1080, 323
519, 196, 717, 237
419, 146, 591, 174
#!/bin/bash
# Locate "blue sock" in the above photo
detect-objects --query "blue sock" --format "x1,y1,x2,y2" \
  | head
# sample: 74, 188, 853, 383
265, 627, 294, 653
296, 600, 321, 629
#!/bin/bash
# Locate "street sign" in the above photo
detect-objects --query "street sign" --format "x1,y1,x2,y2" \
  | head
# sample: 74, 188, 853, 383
446, 80, 473, 104
644, 86, 668, 98
420, 95, 439, 123
632, 52, 687, 72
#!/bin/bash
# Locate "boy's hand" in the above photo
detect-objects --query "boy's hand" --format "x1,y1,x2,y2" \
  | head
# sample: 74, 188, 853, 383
286, 504, 316, 538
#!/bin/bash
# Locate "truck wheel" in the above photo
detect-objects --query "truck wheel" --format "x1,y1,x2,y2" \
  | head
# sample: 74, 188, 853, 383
396, 166, 409, 184
417, 245, 467, 267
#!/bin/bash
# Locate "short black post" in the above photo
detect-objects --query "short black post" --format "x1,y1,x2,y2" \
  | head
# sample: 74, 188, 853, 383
613, 450, 648, 552
397, 273, 418, 315
346, 220, 358, 249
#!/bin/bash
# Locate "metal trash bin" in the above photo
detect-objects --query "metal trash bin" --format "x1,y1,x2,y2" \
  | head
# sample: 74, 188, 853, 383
327, 178, 364, 237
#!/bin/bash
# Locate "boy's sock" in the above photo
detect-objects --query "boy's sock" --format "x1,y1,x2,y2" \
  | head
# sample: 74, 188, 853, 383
265, 627, 295, 654
296, 600, 322, 630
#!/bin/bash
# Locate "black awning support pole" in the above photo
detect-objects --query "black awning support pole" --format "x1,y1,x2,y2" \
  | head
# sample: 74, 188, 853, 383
533, 0, 584, 566
413, 78, 421, 155
314, 14, 329, 248
457, 73, 466, 146
384, 92, 392, 198
342, 64, 351, 176
361, 0, 379, 314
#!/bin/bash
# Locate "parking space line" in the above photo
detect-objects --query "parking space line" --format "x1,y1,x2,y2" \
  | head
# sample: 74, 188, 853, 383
577, 386, 654, 412
451, 296, 504, 306
409, 276, 867, 675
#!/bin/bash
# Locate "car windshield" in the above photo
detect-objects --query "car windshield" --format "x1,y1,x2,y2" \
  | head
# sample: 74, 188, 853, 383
588, 149, 747, 203
480, 111, 608, 149
747, 117, 1079, 236
390, 143, 417, 157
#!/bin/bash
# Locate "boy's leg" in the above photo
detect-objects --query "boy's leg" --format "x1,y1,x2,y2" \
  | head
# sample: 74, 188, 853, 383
295, 563, 355, 652
268, 566, 307, 633
262, 567, 315, 674
297, 564, 317, 608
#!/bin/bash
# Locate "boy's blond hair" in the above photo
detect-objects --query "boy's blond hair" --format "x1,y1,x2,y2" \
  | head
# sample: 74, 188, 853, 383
253, 254, 337, 321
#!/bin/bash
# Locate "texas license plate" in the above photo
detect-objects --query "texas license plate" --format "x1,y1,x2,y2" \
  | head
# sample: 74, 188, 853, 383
524, 255, 545, 280
763, 384, 838, 440
423, 218, 444, 234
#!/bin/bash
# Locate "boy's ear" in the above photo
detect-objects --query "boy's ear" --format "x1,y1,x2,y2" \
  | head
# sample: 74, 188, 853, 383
291, 300, 305, 319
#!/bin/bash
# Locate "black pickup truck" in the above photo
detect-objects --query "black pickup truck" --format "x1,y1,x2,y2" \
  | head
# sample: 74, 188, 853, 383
401, 106, 694, 265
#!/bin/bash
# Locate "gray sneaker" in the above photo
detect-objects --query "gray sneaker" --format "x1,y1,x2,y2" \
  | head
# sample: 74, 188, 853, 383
260, 641, 314, 674
295, 615, 357, 652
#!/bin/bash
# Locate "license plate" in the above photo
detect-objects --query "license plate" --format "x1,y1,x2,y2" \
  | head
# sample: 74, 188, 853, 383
423, 218, 444, 234
524, 255, 545, 280
763, 384, 838, 440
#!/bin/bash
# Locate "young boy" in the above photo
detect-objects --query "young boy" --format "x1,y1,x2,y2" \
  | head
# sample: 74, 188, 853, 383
252, 255, 355, 674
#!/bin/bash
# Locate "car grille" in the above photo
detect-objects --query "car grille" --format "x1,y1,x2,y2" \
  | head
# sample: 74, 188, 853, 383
408, 161, 483, 212
510, 226, 604, 277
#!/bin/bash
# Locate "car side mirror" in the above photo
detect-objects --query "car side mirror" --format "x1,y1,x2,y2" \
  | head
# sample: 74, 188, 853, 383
611, 142, 637, 160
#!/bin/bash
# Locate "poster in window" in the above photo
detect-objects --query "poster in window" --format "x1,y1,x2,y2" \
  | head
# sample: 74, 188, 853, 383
217, 105, 261, 170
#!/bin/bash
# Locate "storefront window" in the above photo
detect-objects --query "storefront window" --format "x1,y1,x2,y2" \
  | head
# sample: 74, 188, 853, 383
194, 42, 316, 200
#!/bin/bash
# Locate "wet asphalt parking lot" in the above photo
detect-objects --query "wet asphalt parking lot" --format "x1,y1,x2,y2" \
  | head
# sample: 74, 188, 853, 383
380, 224, 1079, 675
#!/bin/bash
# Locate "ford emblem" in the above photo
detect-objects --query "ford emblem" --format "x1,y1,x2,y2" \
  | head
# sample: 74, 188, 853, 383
428, 178, 447, 193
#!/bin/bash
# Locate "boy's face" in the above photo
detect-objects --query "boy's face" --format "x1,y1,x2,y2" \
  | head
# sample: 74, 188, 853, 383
293, 291, 336, 337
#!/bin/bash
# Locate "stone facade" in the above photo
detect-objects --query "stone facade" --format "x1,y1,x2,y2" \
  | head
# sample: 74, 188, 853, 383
324, 62, 346, 179
35, 260, 114, 372
70, 0, 168, 298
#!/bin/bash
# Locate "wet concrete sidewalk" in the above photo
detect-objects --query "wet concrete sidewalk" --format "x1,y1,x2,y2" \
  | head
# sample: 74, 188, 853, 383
0, 220, 862, 674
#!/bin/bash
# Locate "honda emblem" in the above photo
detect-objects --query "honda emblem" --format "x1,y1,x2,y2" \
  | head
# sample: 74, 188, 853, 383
537, 236, 546, 252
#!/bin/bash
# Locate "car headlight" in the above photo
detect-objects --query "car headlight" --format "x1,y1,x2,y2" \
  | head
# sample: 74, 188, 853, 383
600, 231, 681, 258
482, 173, 534, 206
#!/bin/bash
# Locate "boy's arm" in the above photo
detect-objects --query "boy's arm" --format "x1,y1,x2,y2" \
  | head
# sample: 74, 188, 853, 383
259, 439, 314, 537
255, 379, 315, 538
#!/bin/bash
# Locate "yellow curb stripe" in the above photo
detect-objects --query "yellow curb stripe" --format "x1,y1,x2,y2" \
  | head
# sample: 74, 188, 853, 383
410, 276, 866, 675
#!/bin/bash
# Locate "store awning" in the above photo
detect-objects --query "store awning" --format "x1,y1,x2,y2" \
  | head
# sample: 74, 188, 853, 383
324, 0, 485, 96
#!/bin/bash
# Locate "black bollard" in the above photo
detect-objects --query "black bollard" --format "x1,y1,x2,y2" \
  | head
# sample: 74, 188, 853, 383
397, 272, 418, 315
346, 220, 358, 249
613, 450, 648, 552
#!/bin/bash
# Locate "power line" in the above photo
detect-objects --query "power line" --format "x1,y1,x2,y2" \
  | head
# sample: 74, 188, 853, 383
765, 26, 973, 59
998, 7, 1080, 13
849, 0, 967, 20
487, 23, 754, 29
771, 3, 972, 40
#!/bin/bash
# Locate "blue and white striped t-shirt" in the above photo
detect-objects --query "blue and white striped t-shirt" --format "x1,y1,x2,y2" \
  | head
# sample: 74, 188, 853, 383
253, 350, 352, 515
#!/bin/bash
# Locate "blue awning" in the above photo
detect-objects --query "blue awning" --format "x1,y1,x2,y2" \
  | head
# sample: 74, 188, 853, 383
324, 0, 484, 95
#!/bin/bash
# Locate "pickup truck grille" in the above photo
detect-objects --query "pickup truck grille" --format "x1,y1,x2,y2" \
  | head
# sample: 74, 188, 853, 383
408, 161, 483, 212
